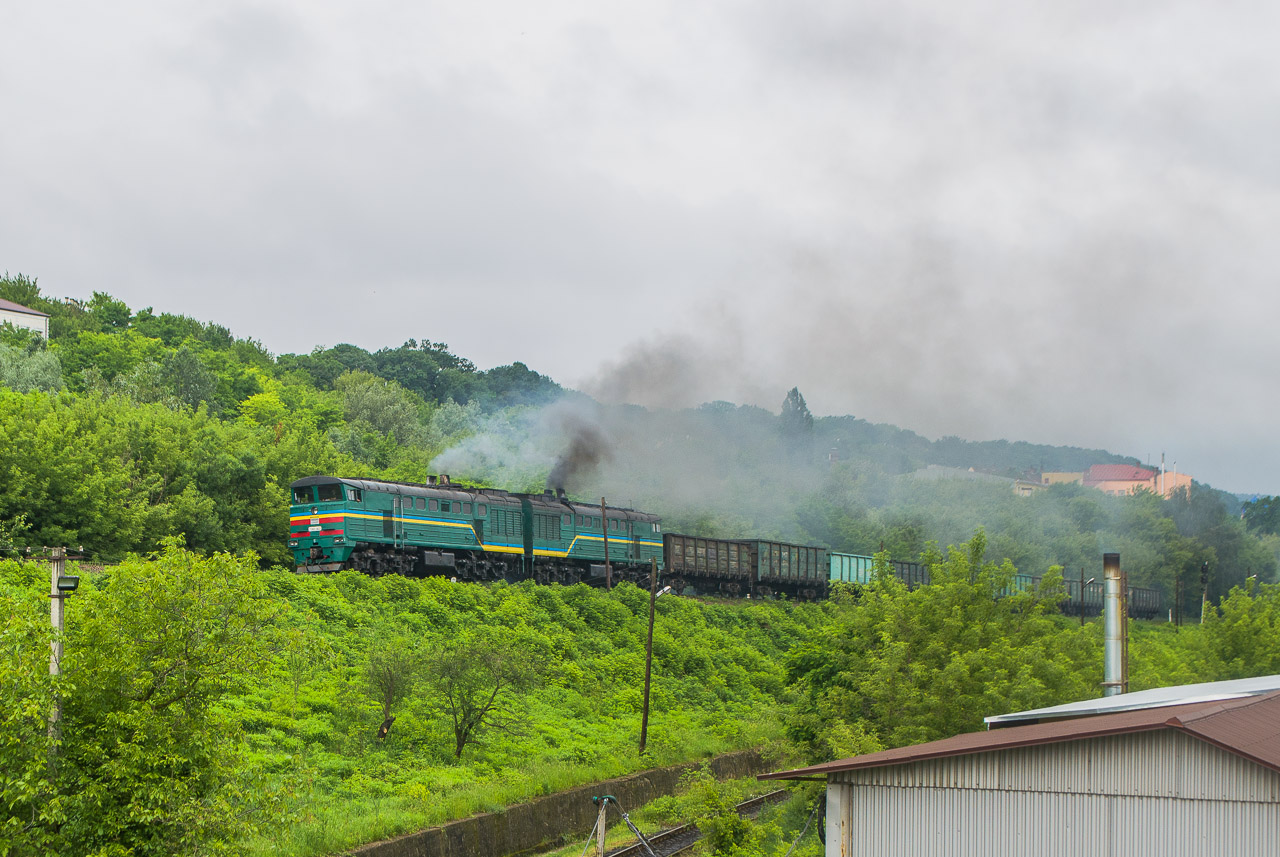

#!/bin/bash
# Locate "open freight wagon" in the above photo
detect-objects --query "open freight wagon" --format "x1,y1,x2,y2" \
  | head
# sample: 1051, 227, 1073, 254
662, 533, 828, 599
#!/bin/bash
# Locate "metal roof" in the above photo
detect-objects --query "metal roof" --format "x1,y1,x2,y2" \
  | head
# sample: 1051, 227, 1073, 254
985, 674, 1280, 727
1083, 463, 1156, 483
761, 690, 1280, 780
0, 297, 49, 317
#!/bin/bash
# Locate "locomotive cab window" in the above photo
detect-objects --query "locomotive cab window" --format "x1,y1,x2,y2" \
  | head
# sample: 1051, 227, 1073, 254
292, 488, 313, 504
477, 504, 487, 516
347, 488, 361, 502
463, 502, 472, 514
429, 499, 439, 511
317, 484, 343, 502
416, 497, 425, 510
440, 501, 451, 513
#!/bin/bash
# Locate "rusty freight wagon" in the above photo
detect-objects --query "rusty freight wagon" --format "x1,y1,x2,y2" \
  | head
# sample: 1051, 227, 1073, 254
663, 533, 828, 599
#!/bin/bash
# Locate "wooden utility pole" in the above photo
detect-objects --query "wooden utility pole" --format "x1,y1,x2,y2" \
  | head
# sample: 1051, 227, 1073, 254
1200, 561, 1210, 624
640, 558, 657, 755
1176, 575, 1183, 627
601, 498, 611, 590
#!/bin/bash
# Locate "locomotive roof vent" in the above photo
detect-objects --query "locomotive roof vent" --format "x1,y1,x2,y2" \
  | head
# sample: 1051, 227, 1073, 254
440, 474, 451, 485
543, 488, 554, 498
556, 488, 566, 499
426, 475, 437, 485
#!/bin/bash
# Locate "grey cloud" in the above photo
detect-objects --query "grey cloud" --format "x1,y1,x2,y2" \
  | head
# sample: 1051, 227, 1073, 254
4, 1, 1280, 492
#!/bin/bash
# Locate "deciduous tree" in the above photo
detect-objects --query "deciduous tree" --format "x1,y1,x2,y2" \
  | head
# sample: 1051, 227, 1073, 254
424, 633, 544, 759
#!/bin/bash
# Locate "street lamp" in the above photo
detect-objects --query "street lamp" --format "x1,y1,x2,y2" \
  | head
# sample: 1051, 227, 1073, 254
49, 547, 78, 759
1081, 576, 1095, 627
639, 558, 672, 756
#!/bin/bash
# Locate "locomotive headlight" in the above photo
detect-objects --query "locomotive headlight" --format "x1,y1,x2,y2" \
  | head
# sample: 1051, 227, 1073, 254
288, 540, 299, 547
333, 537, 345, 544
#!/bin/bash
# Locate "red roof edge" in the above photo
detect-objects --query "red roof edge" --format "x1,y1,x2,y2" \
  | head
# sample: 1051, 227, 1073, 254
761, 692, 1280, 780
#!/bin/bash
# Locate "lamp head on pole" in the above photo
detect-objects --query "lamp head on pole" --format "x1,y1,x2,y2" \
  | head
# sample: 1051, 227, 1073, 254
55, 575, 80, 594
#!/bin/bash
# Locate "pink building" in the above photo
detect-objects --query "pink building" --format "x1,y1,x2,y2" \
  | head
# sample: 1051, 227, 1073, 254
1082, 464, 1192, 498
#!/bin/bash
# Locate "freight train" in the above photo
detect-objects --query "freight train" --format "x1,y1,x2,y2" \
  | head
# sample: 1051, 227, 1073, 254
289, 474, 1164, 616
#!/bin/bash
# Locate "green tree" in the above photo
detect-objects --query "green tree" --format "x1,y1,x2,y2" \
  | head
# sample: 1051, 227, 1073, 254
333, 370, 424, 443
0, 343, 63, 393
0, 273, 44, 310
786, 533, 1096, 756
364, 638, 417, 740
85, 292, 131, 332
0, 581, 64, 857
780, 387, 814, 440
424, 632, 544, 759
1201, 581, 1280, 679
161, 345, 219, 410
57, 542, 277, 856
1242, 496, 1280, 535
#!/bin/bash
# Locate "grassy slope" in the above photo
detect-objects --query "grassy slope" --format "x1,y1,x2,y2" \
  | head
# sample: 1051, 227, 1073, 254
233, 571, 827, 856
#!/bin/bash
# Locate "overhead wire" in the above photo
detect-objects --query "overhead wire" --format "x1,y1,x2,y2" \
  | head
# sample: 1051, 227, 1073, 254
605, 799, 657, 857
780, 797, 823, 857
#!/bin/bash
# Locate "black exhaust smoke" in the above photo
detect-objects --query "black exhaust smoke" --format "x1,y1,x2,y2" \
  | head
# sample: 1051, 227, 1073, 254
547, 415, 612, 492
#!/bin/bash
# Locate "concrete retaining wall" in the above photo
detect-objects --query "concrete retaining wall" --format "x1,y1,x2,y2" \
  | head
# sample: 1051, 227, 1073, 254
347, 750, 767, 857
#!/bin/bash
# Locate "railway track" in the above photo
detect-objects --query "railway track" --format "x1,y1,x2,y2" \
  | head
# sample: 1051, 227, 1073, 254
605, 790, 789, 857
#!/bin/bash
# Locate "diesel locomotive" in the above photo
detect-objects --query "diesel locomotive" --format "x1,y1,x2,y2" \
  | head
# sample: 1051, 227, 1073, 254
289, 474, 662, 585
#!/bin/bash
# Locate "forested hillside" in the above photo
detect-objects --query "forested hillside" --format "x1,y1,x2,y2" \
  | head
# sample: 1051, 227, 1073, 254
2, 272, 1277, 603
6, 271, 1280, 856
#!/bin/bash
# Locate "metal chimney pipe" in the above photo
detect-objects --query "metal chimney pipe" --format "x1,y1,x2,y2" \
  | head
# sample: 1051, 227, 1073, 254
1103, 553, 1124, 697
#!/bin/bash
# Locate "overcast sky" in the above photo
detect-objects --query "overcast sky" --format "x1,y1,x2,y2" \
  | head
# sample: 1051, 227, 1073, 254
3, 1, 1278, 493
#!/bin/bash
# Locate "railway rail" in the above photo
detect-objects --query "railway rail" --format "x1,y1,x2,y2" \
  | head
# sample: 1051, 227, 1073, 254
605, 790, 789, 857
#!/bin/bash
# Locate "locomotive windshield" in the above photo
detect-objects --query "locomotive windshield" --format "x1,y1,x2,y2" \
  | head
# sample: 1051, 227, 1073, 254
292, 487, 313, 504
317, 483, 344, 502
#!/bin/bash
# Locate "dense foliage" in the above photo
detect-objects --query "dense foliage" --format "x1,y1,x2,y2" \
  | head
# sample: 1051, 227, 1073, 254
1, 545, 276, 857
786, 535, 1095, 755
0, 549, 823, 857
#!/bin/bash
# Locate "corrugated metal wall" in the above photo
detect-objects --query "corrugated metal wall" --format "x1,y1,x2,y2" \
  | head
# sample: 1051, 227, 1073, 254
828, 732, 1280, 857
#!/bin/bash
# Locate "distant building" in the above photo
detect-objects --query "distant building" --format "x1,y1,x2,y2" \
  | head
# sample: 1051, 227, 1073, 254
763, 676, 1280, 857
1041, 464, 1192, 498
1012, 479, 1043, 498
1083, 463, 1193, 498
0, 298, 50, 339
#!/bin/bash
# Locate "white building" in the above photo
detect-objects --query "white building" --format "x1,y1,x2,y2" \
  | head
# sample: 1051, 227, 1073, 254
0, 298, 50, 338
763, 677, 1280, 857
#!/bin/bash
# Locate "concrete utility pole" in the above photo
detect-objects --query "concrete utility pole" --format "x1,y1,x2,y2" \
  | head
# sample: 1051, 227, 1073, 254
594, 795, 613, 857
48, 546, 66, 745
601, 498, 611, 590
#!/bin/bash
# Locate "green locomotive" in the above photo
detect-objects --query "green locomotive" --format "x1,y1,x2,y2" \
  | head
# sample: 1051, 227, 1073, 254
289, 475, 663, 584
